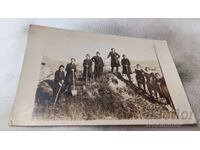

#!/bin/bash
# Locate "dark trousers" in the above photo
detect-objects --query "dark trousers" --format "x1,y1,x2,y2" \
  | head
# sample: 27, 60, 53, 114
63, 83, 73, 95
136, 79, 146, 92
127, 73, 131, 81
146, 82, 153, 96
111, 67, 119, 72
94, 74, 101, 80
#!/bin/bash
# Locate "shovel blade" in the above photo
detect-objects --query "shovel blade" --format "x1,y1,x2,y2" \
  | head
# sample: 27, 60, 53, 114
71, 90, 77, 96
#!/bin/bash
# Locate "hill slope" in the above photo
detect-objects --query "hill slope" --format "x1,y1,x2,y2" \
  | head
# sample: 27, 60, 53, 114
33, 57, 177, 121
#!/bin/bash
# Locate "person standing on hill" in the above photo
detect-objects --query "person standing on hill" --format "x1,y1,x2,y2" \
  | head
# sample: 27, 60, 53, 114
135, 64, 146, 92
91, 51, 104, 79
107, 48, 120, 73
83, 54, 93, 82
144, 67, 153, 96
121, 54, 132, 81
64, 58, 77, 95
154, 72, 172, 107
53, 65, 65, 102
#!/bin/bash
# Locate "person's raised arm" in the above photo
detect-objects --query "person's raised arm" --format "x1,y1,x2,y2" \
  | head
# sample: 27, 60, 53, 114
117, 53, 120, 58
89, 59, 93, 67
91, 56, 95, 62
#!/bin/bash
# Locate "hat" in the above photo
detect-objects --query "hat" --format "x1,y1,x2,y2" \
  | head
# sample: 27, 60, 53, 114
59, 65, 64, 69
71, 58, 76, 61
86, 54, 90, 57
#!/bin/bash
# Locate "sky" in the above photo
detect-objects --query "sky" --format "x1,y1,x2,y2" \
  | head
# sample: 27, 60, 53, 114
33, 25, 159, 64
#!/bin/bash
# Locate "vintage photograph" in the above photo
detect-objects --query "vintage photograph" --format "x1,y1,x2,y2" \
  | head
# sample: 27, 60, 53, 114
33, 46, 177, 121
9, 25, 196, 126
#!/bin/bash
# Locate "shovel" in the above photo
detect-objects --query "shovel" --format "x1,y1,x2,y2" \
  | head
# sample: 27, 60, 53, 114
54, 83, 63, 106
71, 70, 77, 96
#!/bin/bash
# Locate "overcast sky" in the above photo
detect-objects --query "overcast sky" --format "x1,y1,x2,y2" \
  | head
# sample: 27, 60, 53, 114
36, 26, 159, 64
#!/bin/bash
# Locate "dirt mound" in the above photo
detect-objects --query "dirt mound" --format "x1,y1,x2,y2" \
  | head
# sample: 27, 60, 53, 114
33, 71, 177, 120
33, 56, 177, 120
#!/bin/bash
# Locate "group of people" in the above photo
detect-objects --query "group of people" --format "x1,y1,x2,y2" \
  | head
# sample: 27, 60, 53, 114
135, 64, 171, 105
53, 51, 105, 101
53, 48, 172, 106
83, 51, 104, 82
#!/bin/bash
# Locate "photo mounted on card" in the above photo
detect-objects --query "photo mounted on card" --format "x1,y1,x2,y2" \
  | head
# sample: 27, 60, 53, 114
9, 25, 196, 126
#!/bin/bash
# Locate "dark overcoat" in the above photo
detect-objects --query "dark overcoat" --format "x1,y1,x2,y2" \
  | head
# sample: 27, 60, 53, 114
65, 63, 77, 85
121, 58, 132, 74
156, 77, 171, 104
83, 58, 93, 78
53, 70, 65, 97
91, 56, 104, 75
135, 69, 145, 83
107, 52, 120, 67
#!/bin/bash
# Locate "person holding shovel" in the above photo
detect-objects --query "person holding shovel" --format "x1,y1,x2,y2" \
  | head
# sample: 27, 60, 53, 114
83, 54, 93, 83
64, 58, 77, 95
53, 65, 65, 103
91, 51, 104, 79
121, 54, 132, 81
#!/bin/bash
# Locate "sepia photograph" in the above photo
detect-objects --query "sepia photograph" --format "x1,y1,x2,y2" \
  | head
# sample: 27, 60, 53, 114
9, 25, 196, 126
1, 1, 200, 150
33, 48, 177, 121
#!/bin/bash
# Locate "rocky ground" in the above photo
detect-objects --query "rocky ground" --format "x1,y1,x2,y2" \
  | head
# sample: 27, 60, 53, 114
33, 57, 177, 121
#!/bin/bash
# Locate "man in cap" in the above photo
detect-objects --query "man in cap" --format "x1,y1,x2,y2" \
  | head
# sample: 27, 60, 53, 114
91, 51, 104, 79
53, 65, 65, 102
83, 54, 93, 82
135, 64, 146, 92
121, 54, 132, 81
64, 58, 77, 95
144, 67, 153, 96
107, 48, 120, 73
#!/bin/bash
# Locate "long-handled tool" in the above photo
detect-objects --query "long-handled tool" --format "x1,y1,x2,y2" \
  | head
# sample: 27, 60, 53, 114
71, 70, 77, 96
54, 83, 63, 106
153, 45, 178, 117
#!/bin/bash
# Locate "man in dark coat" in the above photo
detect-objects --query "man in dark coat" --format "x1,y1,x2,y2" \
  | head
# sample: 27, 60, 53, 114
107, 48, 120, 72
121, 54, 132, 81
144, 67, 153, 96
53, 65, 65, 102
153, 73, 162, 99
154, 73, 173, 107
83, 54, 93, 82
64, 58, 77, 94
135, 64, 146, 92
91, 51, 104, 79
